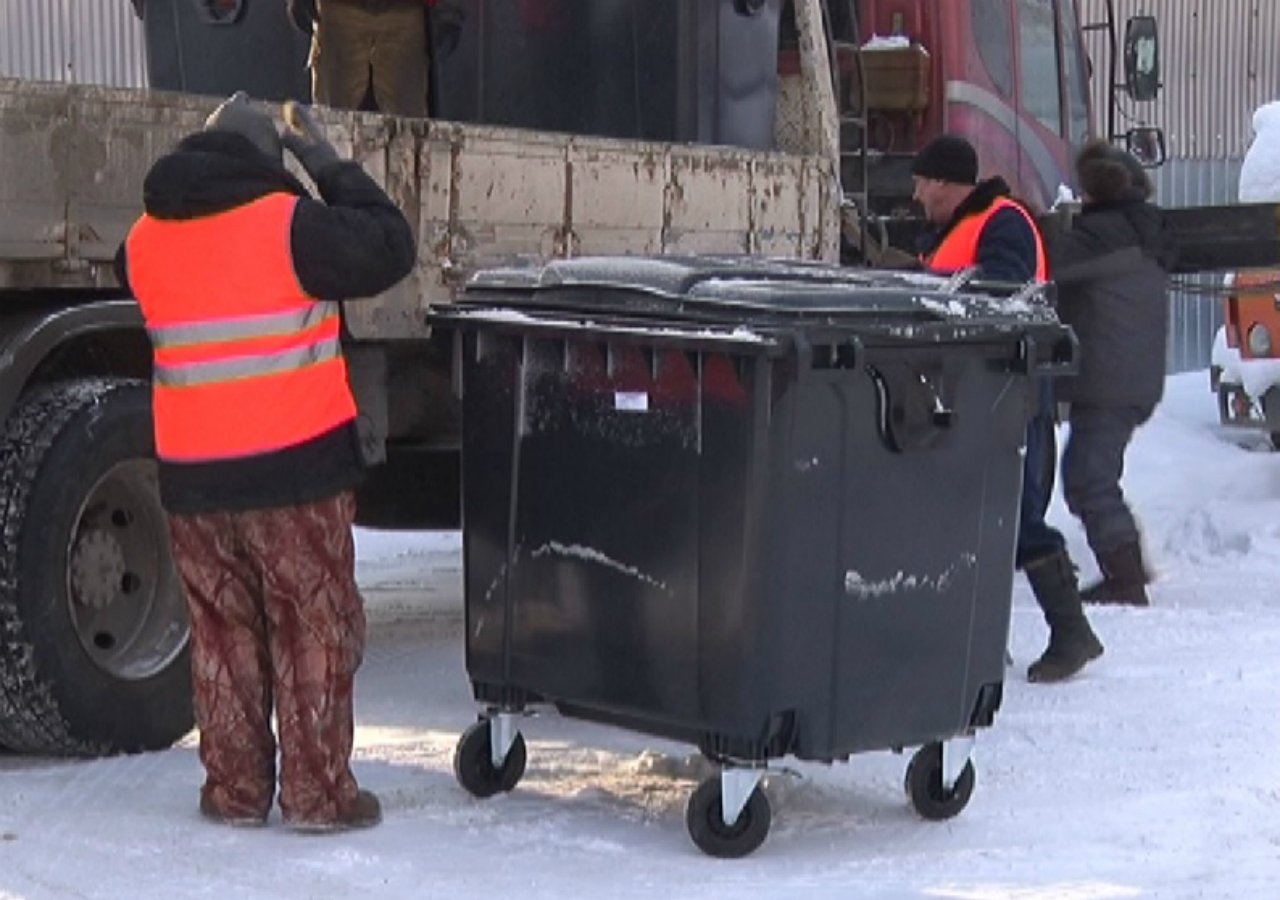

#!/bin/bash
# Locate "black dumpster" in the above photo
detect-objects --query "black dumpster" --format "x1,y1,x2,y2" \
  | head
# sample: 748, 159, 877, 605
431, 257, 1074, 857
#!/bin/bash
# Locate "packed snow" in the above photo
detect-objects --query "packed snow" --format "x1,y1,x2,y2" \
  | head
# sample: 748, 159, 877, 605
1238, 100, 1280, 203
2, 369, 1279, 898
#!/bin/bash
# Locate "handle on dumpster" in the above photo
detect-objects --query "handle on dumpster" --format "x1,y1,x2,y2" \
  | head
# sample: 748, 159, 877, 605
1016, 330, 1078, 376
867, 362, 954, 454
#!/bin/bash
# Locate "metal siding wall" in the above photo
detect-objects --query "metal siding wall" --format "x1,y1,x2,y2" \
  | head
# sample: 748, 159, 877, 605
1155, 158, 1243, 373
0, 0, 146, 87
1079, 0, 1280, 160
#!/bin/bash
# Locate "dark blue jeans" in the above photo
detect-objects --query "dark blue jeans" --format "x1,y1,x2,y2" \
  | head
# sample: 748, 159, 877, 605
1015, 380, 1066, 569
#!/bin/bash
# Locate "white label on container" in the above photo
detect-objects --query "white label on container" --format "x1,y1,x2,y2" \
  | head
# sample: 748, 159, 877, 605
615, 391, 649, 412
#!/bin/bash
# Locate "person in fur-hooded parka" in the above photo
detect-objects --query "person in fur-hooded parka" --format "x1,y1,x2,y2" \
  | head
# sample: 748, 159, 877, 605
1049, 139, 1174, 606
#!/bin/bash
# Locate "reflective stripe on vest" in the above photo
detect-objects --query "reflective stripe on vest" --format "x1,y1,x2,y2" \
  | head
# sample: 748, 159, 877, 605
924, 196, 1048, 281
148, 305, 341, 386
125, 193, 358, 463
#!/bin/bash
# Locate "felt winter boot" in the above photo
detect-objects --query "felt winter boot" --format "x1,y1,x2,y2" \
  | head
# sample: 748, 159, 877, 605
286, 789, 382, 834
1026, 549, 1104, 683
1080, 542, 1150, 607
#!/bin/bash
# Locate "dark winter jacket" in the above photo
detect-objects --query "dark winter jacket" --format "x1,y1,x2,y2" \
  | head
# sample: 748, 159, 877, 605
114, 130, 416, 513
917, 177, 1041, 282
1048, 198, 1171, 411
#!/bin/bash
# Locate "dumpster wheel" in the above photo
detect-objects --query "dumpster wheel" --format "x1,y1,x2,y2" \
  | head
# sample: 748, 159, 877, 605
685, 775, 771, 858
904, 742, 975, 821
453, 719, 527, 798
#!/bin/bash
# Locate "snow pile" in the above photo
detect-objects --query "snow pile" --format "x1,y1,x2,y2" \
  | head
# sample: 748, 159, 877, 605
6, 374, 1280, 897
1238, 100, 1280, 202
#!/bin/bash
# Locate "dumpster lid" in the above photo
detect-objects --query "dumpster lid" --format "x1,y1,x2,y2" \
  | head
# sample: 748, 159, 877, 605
450, 256, 1058, 331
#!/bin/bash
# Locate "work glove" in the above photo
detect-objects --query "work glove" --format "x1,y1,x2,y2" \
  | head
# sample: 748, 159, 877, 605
282, 100, 342, 179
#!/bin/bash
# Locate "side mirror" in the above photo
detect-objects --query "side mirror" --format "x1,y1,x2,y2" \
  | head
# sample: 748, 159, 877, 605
1126, 127, 1167, 168
1123, 15, 1160, 101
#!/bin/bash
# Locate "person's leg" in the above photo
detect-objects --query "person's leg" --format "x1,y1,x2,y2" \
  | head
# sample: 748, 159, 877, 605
1063, 405, 1150, 604
1015, 401, 1062, 568
369, 1, 429, 116
1024, 548, 1103, 682
243, 491, 374, 829
167, 511, 275, 824
1062, 405, 1143, 556
1014, 386, 1103, 681
311, 0, 377, 110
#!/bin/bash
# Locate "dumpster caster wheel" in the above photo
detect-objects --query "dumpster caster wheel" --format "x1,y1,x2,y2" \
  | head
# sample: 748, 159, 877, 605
904, 742, 975, 821
685, 776, 770, 858
453, 720, 527, 798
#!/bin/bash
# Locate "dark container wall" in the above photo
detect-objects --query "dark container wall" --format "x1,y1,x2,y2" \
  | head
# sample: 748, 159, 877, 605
142, 0, 310, 101
433, 0, 782, 149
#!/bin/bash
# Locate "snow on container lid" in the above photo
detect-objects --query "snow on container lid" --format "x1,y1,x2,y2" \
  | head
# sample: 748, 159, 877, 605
434, 256, 1076, 378
453, 255, 1059, 333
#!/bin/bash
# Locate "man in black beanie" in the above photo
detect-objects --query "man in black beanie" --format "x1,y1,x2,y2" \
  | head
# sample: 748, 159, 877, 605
912, 133, 1104, 684
911, 134, 1039, 279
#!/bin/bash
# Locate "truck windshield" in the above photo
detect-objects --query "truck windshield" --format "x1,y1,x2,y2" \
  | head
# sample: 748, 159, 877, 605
1056, 0, 1092, 145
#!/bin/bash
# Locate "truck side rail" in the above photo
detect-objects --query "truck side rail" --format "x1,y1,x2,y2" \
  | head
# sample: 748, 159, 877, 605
0, 77, 840, 340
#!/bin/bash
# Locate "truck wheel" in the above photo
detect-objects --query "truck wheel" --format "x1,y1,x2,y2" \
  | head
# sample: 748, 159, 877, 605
0, 378, 192, 755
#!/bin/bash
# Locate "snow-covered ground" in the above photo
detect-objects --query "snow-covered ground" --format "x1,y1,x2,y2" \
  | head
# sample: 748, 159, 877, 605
3, 370, 1280, 898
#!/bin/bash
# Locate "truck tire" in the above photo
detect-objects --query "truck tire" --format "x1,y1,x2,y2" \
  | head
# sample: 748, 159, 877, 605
0, 378, 192, 755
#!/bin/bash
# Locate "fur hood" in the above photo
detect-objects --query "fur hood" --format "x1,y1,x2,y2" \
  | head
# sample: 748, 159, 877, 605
1075, 139, 1153, 205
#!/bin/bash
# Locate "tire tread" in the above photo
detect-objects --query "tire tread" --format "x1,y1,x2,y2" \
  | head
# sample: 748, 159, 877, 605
0, 379, 147, 755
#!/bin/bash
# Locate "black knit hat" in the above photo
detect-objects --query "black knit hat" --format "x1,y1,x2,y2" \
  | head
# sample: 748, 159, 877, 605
910, 135, 979, 185
205, 91, 282, 163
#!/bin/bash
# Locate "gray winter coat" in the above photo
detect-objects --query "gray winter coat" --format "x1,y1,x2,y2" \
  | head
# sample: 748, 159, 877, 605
1048, 200, 1171, 412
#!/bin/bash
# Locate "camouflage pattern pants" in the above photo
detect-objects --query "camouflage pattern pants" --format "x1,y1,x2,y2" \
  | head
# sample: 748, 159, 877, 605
168, 491, 366, 825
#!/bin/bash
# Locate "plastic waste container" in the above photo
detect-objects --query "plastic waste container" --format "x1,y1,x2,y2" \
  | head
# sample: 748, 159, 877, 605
430, 257, 1075, 857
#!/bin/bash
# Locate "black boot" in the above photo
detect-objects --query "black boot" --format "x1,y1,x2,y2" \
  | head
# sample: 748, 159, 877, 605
1080, 542, 1150, 607
1025, 549, 1104, 683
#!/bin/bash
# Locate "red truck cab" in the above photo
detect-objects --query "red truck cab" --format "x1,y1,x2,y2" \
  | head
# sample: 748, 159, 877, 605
782, 0, 1095, 217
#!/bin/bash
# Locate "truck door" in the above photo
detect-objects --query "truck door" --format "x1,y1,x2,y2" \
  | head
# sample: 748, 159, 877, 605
1009, 0, 1075, 209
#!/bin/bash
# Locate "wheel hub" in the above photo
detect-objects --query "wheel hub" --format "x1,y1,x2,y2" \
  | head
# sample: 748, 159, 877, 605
70, 529, 127, 610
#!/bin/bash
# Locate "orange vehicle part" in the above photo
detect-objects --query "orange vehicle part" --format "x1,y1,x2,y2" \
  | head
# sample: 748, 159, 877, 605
1215, 268, 1280, 445
1224, 269, 1280, 360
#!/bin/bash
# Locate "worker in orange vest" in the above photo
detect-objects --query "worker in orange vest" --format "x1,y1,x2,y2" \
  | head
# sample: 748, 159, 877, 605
911, 134, 1103, 684
115, 92, 416, 831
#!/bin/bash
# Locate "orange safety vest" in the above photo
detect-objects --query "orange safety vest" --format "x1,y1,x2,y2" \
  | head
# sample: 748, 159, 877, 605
125, 193, 358, 463
924, 196, 1048, 281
